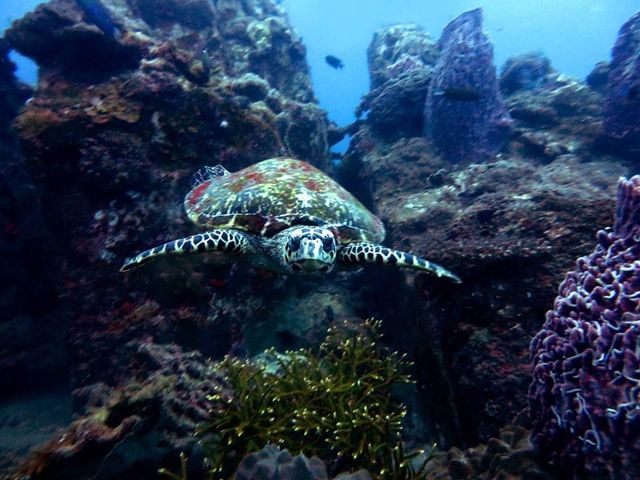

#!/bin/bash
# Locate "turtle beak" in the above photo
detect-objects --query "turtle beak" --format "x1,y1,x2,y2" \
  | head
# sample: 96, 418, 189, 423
292, 259, 332, 273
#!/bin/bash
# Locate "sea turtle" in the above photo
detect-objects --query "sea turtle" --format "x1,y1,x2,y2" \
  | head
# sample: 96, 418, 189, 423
120, 157, 460, 282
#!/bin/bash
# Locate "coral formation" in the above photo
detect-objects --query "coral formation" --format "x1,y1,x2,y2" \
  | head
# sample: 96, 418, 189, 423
200, 320, 429, 479
423, 8, 511, 163
367, 24, 438, 90
358, 68, 432, 139
3, 2, 640, 480
358, 24, 439, 139
529, 175, 640, 479
233, 445, 328, 480
604, 11, 640, 151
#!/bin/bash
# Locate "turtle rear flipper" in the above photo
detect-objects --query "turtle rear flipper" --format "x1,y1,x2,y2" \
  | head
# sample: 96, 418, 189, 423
337, 242, 461, 283
120, 229, 252, 272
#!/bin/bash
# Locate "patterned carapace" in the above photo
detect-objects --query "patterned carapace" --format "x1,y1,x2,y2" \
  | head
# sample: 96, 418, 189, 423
184, 157, 385, 243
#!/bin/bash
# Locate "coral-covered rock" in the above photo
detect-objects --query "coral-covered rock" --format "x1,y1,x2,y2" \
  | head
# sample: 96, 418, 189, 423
12, 342, 226, 480
0, 38, 66, 394
423, 8, 511, 163
423, 423, 556, 479
358, 68, 432, 139
499, 51, 552, 96
604, 11, 640, 151
529, 175, 640, 479
4, 0, 142, 77
505, 75, 604, 160
367, 24, 438, 90
234, 445, 328, 480
341, 120, 630, 444
4, 0, 330, 391
586, 61, 609, 93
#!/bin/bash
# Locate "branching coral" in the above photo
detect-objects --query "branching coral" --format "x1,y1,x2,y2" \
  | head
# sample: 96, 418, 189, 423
199, 319, 430, 479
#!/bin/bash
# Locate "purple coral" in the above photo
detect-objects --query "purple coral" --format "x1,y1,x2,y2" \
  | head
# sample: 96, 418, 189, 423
529, 176, 640, 479
604, 11, 640, 149
423, 8, 511, 163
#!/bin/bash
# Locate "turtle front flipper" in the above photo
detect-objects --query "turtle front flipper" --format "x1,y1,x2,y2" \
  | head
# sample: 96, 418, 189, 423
337, 242, 461, 283
120, 229, 252, 272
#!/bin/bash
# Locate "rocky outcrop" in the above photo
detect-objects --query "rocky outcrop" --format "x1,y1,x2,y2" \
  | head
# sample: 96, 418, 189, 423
0, 38, 67, 395
604, 10, 640, 152
366, 24, 438, 90
341, 9, 636, 449
4, 0, 331, 393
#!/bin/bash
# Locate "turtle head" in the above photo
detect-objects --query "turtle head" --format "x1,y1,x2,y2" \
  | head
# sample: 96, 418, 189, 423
281, 226, 337, 274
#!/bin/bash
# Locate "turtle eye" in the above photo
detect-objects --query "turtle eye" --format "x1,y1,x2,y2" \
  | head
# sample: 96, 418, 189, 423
289, 236, 301, 251
322, 236, 334, 252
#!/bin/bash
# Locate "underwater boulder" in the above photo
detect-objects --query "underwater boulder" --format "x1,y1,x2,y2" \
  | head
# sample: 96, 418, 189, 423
423, 8, 511, 163
604, 10, 640, 151
530, 175, 640, 479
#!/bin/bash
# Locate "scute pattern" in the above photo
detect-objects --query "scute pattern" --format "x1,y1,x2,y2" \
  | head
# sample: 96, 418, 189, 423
120, 230, 250, 271
184, 158, 385, 243
338, 243, 462, 282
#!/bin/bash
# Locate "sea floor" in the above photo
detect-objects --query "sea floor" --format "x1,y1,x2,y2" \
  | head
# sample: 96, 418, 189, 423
0, 389, 72, 473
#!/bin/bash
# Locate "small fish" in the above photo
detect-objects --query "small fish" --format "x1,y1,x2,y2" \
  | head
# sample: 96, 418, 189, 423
75, 0, 121, 37
435, 86, 481, 101
325, 55, 344, 69
201, 48, 212, 77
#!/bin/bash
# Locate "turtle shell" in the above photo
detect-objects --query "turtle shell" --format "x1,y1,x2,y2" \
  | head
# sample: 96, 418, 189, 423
184, 157, 385, 243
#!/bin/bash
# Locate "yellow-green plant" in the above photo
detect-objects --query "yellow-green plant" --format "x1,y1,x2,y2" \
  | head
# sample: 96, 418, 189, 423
199, 319, 433, 479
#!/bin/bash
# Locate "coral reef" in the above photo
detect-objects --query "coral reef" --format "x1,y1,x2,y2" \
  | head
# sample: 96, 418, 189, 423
341, 12, 636, 448
423, 8, 511, 163
604, 11, 640, 151
499, 51, 552, 96
529, 175, 640, 479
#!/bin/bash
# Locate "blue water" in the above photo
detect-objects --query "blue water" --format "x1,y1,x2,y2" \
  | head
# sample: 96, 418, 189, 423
3, 0, 640, 131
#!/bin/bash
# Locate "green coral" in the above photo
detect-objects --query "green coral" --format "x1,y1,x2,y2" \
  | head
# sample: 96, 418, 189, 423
199, 319, 431, 479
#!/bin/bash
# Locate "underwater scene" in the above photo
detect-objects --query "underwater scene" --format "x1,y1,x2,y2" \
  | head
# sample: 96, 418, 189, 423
1, 0, 640, 478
